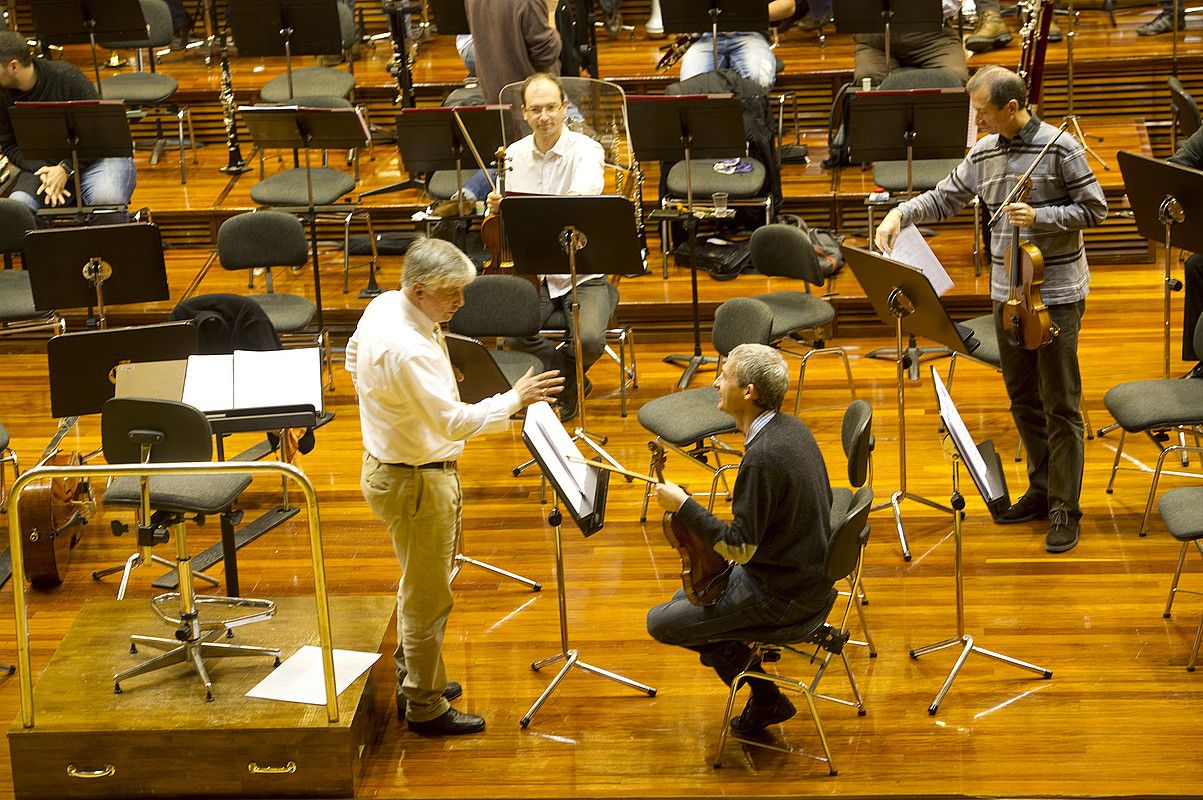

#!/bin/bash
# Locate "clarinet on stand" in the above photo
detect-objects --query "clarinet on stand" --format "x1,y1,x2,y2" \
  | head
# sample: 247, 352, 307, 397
218, 30, 250, 175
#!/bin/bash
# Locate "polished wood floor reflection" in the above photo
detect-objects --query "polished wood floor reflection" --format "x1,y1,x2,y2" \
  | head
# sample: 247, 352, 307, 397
1, 245, 1202, 797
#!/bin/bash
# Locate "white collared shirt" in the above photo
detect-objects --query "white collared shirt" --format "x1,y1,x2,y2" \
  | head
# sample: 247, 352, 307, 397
944, 0, 961, 19
345, 290, 521, 464
505, 128, 606, 298
744, 410, 776, 446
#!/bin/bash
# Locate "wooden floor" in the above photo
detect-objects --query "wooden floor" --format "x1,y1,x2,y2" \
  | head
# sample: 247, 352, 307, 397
2, 245, 1203, 798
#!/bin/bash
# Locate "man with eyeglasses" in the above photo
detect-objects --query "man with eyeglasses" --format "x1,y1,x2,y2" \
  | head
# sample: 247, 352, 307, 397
485, 72, 610, 422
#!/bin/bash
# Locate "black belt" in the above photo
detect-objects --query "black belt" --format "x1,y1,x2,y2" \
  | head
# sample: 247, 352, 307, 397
385, 460, 456, 470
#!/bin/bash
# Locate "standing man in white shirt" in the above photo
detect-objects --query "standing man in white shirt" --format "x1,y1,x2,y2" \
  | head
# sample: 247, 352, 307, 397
346, 237, 563, 736
487, 72, 611, 422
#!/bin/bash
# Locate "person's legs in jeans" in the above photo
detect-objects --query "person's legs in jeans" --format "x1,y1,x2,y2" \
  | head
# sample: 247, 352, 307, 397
722, 32, 776, 89
80, 157, 137, 223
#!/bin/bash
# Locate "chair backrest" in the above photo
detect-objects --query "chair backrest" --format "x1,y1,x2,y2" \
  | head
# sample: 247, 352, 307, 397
841, 399, 873, 488
449, 275, 542, 339
825, 485, 872, 584
101, 397, 213, 465
218, 211, 309, 271
99, 0, 172, 49
749, 223, 824, 286
1170, 76, 1202, 141
711, 296, 774, 357
338, 2, 356, 51
1195, 309, 1203, 363
0, 198, 35, 257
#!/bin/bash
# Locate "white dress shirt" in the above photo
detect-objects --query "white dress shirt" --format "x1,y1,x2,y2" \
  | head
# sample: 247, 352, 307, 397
345, 290, 521, 464
505, 128, 606, 298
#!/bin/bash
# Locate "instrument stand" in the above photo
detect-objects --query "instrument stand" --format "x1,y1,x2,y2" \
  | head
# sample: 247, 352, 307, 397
910, 437, 1051, 714
627, 95, 747, 389
843, 245, 981, 561
521, 500, 656, 728
1062, 1, 1108, 171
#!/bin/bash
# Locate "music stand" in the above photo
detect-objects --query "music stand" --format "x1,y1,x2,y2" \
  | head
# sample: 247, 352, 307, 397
1118, 151, 1203, 381
241, 104, 370, 303
227, 0, 343, 101
518, 400, 655, 728
30, 0, 147, 93
443, 332, 542, 592
844, 245, 975, 561
9, 101, 133, 221
911, 367, 1051, 714
627, 94, 746, 389
659, 0, 768, 67
848, 88, 968, 196
378, 105, 508, 200
832, 0, 945, 75
427, 0, 469, 34
503, 195, 646, 441
24, 223, 168, 330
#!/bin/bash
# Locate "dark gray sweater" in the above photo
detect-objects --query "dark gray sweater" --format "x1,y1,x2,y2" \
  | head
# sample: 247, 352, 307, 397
0, 58, 100, 172
466, 0, 561, 105
676, 412, 833, 606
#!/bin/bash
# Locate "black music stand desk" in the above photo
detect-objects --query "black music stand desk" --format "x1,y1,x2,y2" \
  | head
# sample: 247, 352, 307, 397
1118, 151, 1203, 380
659, 0, 768, 66
627, 94, 746, 388
228, 0, 343, 100
30, 0, 147, 91
911, 367, 1050, 715
833, 0, 945, 73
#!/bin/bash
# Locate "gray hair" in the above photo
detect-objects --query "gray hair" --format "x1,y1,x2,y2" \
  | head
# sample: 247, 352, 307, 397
967, 65, 1027, 110
401, 237, 476, 291
728, 343, 789, 412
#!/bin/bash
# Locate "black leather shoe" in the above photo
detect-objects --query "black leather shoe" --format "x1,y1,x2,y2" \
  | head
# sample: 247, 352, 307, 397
408, 707, 486, 736
730, 694, 796, 735
994, 492, 1048, 525
1185, 362, 1203, 380
396, 681, 463, 718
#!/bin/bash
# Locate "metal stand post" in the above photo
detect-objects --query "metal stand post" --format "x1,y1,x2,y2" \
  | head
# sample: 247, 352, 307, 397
875, 292, 955, 561
450, 526, 541, 592
521, 501, 656, 728
561, 226, 607, 444
1063, 2, 1108, 171
909, 445, 1052, 714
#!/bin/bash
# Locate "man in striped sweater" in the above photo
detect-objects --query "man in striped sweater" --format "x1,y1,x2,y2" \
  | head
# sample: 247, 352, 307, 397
875, 65, 1106, 554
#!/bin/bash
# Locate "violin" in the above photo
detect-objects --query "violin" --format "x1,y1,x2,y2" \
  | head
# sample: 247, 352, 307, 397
1002, 174, 1059, 350
650, 442, 732, 607
478, 146, 513, 272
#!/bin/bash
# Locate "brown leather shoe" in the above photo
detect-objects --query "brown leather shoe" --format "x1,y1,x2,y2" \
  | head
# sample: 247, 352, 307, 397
965, 10, 1012, 52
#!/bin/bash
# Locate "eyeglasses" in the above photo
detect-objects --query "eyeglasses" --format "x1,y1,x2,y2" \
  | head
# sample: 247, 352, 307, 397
523, 102, 564, 117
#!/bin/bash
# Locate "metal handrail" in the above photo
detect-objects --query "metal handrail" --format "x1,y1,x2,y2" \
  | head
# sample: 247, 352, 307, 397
6, 460, 338, 728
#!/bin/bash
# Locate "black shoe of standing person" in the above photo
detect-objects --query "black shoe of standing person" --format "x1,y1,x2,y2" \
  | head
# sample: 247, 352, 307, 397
1045, 509, 1080, 553
408, 707, 485, 736
396, 681, 463, 719
994, 491, 1049, 525
729, 693, 796, 735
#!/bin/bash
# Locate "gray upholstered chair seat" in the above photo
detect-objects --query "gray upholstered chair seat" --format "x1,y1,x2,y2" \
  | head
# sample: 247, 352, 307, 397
426, 170, 462, 202
755, 291, 836, 340
493, 350, 544, 386
250, 168, 356, 206
249, 293, 316, 332
0, 271, 40, 323
1159, 487, 1203, 541
637, 387, 737, 446
666, 158, 766, 198
872, 159, 963, 192
259, 67, 356, 104
105, 473, 252, 516
959, 314, 1000, 366
1103, 380, 1203, 431
99, 72, 178, 104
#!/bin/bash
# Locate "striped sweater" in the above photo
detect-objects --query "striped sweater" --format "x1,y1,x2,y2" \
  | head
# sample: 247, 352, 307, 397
895, 115, 1108, 305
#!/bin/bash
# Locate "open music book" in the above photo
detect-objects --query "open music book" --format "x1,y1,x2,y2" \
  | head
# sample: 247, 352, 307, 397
521, 401, 609, 536
117, 348, 323, 414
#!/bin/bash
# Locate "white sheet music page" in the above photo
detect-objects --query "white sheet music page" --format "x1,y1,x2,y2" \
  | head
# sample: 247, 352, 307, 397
182, 354, 234, 412
232, 348, 323, 412
522, 401, 592, 517
932, 368, 1003, 502
891, 225, 955, 297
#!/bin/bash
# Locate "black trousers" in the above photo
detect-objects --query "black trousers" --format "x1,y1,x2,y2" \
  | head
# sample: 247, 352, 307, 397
1184, 253, 1203, 361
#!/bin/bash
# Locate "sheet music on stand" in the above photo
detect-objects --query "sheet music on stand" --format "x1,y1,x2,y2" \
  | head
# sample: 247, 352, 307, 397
182, 349, 324, 414
521, 401, 609, 536
889, 225, 954, 297
931, 367, 1010, 516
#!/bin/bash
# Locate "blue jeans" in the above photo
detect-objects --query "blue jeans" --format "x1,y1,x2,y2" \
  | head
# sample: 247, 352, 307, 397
679, 32, 776, 89
12, 157, 137, 217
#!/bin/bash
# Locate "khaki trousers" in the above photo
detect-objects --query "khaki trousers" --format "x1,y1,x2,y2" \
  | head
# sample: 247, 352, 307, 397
361, 452, 460, 723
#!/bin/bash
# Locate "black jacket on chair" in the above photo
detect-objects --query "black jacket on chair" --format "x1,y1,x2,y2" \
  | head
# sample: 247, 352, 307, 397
170, 293, 281, 355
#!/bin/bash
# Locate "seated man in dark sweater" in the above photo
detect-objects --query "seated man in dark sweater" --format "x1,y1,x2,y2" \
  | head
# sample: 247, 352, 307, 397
647, 343, 835, 734
1168, 125, 1203, 378
0, 31, 136, 216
